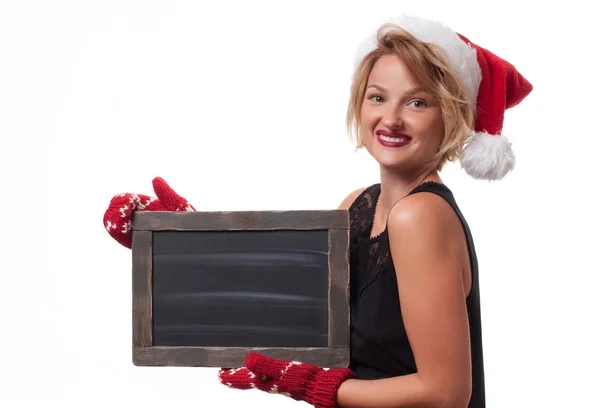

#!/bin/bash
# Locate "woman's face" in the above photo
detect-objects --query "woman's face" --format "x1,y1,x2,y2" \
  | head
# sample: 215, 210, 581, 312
360, 54, 444, 172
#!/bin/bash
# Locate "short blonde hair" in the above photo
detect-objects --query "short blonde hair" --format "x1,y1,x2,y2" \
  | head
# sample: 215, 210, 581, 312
346, 24, 474, 171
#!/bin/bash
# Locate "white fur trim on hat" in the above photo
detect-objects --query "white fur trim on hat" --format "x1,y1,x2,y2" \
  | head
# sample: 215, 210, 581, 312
459, 132, 516, 180
353, 14, 482, 108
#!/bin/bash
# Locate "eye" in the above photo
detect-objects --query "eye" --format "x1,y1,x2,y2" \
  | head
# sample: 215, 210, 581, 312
367, 94, 385, 103
408, 99, 427, 108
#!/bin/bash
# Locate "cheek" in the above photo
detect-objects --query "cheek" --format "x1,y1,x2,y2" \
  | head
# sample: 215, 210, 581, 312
359, 108, 368, 128
358, 105, 374, 142
429, 114, 445, 143
407, 112, 444, 139
360, 102, 378, 125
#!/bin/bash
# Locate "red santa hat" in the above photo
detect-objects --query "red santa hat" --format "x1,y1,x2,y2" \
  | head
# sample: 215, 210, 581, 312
353, 15, 533, 181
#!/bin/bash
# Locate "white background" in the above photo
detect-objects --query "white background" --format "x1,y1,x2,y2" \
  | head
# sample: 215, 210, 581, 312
2, 0, 599, 407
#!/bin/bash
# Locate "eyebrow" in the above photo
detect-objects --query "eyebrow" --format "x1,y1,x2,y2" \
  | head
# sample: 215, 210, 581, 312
366, 84, 427, 96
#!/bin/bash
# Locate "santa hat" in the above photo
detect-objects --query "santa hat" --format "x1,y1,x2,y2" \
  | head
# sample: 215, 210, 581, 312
353, 15, 533, 181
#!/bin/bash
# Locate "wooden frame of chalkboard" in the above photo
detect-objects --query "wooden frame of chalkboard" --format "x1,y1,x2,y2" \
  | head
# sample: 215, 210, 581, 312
130, 210, 350, 368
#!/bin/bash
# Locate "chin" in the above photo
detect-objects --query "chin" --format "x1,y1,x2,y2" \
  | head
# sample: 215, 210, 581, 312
368, 148, 435, 174
367, 144, 410, 167
377, 159, 413, 170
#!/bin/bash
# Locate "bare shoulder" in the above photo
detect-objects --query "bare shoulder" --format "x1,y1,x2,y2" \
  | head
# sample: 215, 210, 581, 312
387, 191, 461, 239
338, 186, 368, 210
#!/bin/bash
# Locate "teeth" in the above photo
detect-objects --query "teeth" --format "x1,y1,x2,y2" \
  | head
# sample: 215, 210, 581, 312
380, 135, 409, 142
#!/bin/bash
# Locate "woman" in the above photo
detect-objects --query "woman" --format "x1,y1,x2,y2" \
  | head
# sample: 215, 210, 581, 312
103, 13, 532, 408
217, 14, 532, 408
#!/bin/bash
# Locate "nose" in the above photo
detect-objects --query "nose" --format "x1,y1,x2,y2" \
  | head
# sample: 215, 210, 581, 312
381, 106, 403, 129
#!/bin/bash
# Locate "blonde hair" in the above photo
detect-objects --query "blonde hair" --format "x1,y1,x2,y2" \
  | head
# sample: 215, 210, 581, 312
346, 24, 474, 171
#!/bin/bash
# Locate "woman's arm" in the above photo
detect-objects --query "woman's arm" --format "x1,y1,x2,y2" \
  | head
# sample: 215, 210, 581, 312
337, 192, 472, 408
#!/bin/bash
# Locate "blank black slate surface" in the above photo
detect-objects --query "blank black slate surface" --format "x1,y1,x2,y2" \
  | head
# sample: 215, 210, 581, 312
152, 230, 329, 347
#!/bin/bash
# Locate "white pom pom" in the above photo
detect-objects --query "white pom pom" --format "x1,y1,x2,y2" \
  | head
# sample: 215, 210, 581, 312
459, 132, 515, 181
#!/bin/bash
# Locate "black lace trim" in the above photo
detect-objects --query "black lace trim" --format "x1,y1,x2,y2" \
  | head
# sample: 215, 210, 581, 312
349, 181, 450, 299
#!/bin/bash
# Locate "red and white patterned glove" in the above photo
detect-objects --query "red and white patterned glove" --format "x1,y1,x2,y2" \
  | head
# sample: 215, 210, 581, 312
218, 352, 354, 408
103, 177, 195, 248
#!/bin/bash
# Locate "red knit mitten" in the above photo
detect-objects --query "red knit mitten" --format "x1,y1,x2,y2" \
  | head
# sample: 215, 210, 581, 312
218, 352, 354, 408
103, 177, 195, 248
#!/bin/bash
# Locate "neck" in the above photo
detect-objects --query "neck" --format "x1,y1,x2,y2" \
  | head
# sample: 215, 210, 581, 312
376, 165, 442, 220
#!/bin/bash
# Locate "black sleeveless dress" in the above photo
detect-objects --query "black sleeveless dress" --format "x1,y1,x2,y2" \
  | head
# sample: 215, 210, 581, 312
348, 181, 486, 408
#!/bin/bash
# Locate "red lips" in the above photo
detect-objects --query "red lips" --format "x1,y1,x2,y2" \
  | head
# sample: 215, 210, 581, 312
376, 130, 412, 148
376, 129, 411, 138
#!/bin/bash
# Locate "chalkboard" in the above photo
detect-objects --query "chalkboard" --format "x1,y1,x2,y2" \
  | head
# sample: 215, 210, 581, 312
152, 229, 329, 347
131, 210, 350, 368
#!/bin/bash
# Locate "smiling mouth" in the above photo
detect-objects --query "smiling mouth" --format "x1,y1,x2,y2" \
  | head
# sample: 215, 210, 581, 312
376, 132, 412, 147
379, 134, 411, 143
